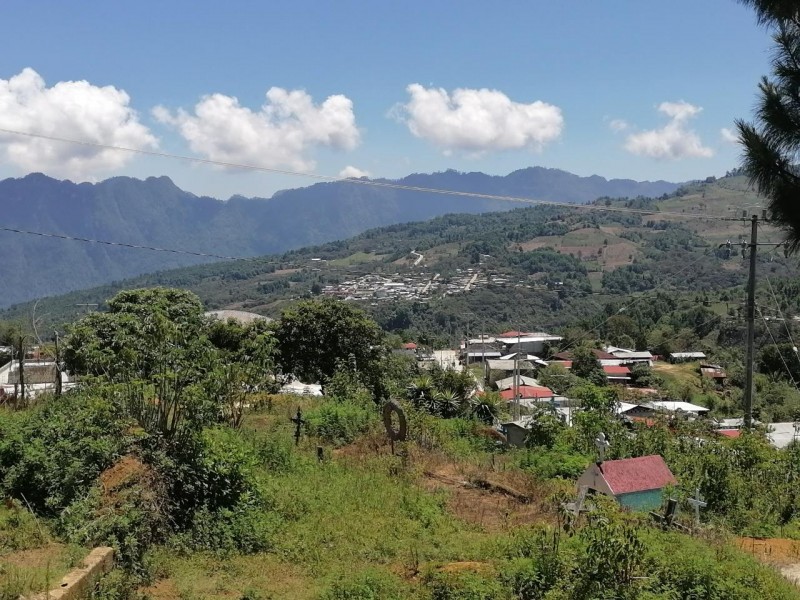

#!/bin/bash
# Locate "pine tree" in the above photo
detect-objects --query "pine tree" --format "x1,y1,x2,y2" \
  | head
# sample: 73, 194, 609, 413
736, 1, 800, 250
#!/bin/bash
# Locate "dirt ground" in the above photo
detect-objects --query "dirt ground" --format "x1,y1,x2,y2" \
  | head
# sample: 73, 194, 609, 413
737, 537, 800, 585
1, 542, 67, 569
100, 454, 150, 491
421, 462, 554, 531
140, 577, 181, 600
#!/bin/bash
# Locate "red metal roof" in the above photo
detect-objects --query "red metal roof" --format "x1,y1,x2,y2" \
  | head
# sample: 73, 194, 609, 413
550, 360, 572, 369
603, 365, 631, 375
593, 349, 618, 359
498, 330, 532, 338
499, 386, 555, 400
402, 342, 418, 350
599, 455, 676, 495
716, 429, 741, 438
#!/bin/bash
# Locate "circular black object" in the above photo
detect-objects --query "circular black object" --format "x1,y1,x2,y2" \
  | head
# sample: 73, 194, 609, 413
383, 400, 407, 441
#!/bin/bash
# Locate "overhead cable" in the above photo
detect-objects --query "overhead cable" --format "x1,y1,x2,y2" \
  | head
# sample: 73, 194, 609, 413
0, 127, 743, 222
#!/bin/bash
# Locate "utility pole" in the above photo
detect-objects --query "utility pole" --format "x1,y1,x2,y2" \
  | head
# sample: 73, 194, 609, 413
513, 329, 521, 420
743, 213, 759, 430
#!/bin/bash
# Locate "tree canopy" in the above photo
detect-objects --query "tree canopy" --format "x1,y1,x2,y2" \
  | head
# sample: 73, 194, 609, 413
737, 0, 800, 249
273, 297, 386, 395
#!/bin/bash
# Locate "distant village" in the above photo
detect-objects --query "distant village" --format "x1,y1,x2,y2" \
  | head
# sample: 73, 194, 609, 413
395, 329, 799, 452
316, 251, 540, 302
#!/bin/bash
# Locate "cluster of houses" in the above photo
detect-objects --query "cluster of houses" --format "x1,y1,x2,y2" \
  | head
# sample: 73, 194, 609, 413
321, 269, 491, 302
320, 267, 544, 303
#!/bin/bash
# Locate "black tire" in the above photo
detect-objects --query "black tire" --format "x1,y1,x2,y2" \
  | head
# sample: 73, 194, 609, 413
382, 400, 407, 441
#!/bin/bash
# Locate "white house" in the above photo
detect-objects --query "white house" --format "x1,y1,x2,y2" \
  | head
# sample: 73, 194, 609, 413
0, 360, 73, 399
646, 400, 710, 416
495, 331, 563, 355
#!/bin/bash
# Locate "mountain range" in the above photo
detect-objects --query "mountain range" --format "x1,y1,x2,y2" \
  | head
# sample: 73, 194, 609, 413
0, 167, 678, 307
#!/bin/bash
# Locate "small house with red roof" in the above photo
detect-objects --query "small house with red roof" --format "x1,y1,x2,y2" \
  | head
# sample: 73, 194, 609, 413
577, 455, 677, 511
499, 385, 556, 402
603, 365, 632, 383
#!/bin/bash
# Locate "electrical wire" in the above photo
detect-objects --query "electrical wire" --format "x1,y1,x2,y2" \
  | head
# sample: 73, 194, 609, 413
0, 226, 259, 261
757, 305, 800, 389
0, 127, 743, 222
765, 274, 799, 345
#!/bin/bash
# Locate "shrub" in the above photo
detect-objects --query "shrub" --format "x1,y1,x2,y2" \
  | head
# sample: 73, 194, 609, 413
0, 393, 130, 515
304, 401, 378, 446
154, 426, 263, 526
516, 448, 589, 480
425, 570, 510, 600
321, 569, 409, 600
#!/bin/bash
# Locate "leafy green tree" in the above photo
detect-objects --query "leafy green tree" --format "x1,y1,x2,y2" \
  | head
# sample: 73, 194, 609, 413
758, 342, 800, 382
737, 1, 800, 249
629, 363, 656, 388
64, 287, 209, 380
64, 288, 277, 438
0, 322, 33, 407
571, 346, 605, 384
524, 407, 565, 449
537, 364, 581, 394
274, 297, 386, 397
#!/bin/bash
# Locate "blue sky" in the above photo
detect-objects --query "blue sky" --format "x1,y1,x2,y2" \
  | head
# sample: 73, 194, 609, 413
0, 0, 775, 199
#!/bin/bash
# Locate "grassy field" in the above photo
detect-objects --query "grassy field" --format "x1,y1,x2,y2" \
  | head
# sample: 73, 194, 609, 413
116, 395, 797, 599
0, 505, 85, 599
136, 397, 553, 599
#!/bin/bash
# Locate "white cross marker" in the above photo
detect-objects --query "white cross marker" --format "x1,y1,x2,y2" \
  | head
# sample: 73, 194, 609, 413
687, 487, 707, 525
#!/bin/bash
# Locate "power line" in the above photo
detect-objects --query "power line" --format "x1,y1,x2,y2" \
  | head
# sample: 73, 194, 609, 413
0, 226, 259, 261
757, 305, 800, 389
0, 127, 740, 222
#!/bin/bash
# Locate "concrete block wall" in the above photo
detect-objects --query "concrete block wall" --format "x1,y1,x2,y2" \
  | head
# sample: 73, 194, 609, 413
24, 546, 114, 600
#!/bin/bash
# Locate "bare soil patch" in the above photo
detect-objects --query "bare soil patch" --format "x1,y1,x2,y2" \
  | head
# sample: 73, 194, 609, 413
1, 542, 66, 569
737, 537, 800, 586
419, 458, 555, 532
140, 577, 181, 600
737, 537, 800, 564
100, 454, 150, 492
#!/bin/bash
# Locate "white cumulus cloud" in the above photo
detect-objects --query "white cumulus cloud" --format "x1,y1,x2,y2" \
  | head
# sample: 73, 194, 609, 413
0, 68, 157, 179
608, 118, 629, 133
339, 165, 370, 179
720, 127, 739, 144
624, 101, 713, 160
397, 84, 563, 154
154, 88, 360, 172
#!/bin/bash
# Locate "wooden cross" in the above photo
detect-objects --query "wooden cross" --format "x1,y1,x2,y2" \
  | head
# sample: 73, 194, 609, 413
565, 485, 589, 517
687, 487, 707, 525
291, 407, 305, 446
595, 432, 610, 463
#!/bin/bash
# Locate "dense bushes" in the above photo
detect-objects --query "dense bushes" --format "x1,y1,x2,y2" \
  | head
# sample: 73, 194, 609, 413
304, 401, 378, 446
0, 392, 130, 514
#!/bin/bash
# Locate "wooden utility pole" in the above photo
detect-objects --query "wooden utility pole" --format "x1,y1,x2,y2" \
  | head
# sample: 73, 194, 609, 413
743, 214, 758, 429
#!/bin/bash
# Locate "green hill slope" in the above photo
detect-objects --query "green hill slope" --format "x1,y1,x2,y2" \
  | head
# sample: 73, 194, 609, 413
3, 174, 795, 341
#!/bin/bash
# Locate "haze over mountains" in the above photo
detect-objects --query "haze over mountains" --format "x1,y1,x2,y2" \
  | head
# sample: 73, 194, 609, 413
0, 167, 678, 307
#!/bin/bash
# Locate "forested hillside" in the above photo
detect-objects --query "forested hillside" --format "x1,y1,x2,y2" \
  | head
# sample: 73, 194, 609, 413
0, 167, 677, 307
2, 173, 791, 338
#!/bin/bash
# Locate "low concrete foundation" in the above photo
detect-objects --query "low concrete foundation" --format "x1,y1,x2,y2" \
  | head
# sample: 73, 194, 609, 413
24, 546, 114, 600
